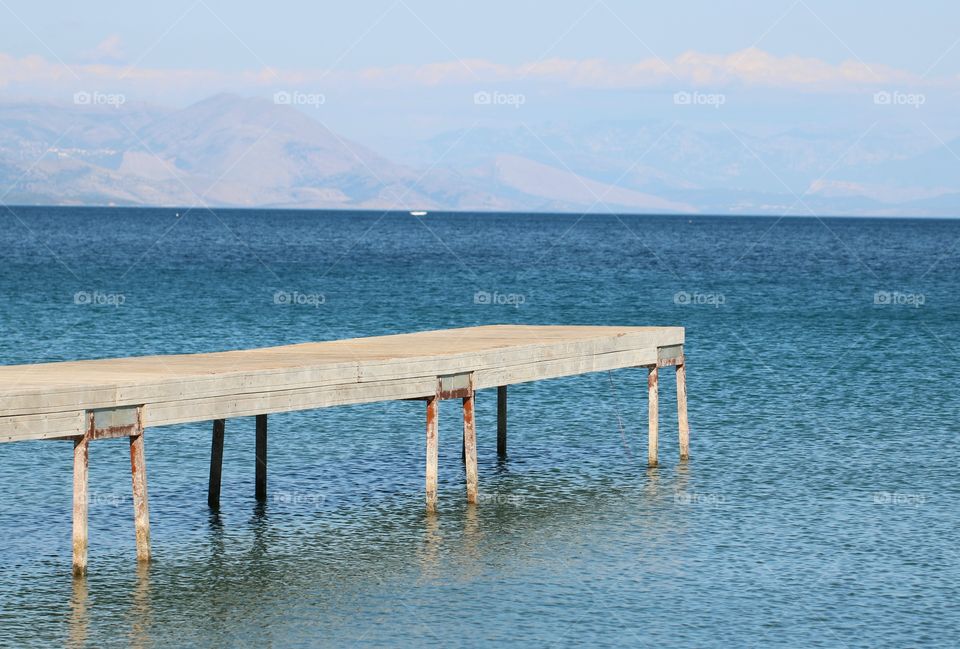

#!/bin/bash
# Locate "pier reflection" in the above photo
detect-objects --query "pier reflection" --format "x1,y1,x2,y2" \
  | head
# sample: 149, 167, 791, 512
129, 562, 153, 649
456, 503, 484, 581
67, 575, 88, 649
418, 510, 442, 581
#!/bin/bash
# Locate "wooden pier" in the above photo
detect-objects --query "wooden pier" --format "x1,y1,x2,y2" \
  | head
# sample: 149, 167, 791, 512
0, 325, 689, 575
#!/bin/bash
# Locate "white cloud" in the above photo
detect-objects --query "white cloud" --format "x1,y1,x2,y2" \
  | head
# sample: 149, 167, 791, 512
81, 35, 126, 63
351, 48, 923, 91
0, 47, 944, 103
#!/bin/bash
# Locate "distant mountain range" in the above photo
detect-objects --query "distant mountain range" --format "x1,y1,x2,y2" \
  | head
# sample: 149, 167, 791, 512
0, 94, 956, 215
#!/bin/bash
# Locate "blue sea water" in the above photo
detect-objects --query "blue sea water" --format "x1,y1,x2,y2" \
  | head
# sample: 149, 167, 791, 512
0, 207, 957, 648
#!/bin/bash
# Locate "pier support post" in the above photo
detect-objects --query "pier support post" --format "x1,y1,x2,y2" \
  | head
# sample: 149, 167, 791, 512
72, 436, 89, 577
497, 385, 507, 458
425, 396, 439, 511
463, 392, 478, 504
648, 366, 659, 468
208, 419, 225, 509
129, 431, 151, 563
255, 415, 267, 502
676, 361, 689, 461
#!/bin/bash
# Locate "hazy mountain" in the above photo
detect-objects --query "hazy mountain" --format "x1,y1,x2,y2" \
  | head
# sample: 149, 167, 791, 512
0, 95, 418, 208
0, 95, 955, 215
416, 122, 958, 215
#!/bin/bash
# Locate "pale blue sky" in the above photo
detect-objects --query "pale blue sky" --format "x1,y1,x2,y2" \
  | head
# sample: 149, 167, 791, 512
1, 1, 958, 151
1, 1, 958, 75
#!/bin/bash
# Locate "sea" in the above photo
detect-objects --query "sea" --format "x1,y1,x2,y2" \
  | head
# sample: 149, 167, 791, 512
0, 207, 957, 647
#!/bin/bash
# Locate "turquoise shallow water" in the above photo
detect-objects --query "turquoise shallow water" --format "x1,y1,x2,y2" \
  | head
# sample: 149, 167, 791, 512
0, 207, 957, 648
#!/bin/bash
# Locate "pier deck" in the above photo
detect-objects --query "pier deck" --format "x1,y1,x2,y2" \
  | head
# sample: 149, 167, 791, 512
0, 325, 689, 574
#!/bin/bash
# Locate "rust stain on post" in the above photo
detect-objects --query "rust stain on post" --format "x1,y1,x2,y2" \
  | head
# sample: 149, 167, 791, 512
648, 365, 659, 468
88, 406, 140, 440
425, 396, 439, 511
437, 372, 472, 400
129, 419, 151, 563
656, 344, 684, 367
72, 434, 89, 577
463, 392, 478, 504
676, 361, 689, 461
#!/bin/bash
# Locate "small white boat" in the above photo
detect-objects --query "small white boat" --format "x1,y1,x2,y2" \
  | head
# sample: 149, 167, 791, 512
409, 210, 428, 216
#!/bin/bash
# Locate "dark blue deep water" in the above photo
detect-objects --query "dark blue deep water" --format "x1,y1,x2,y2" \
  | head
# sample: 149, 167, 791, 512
0, 207, 958, 648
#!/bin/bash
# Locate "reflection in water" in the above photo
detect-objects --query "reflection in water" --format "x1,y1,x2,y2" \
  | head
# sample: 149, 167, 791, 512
249, 501, 269, 562
68, 575, 88, 649
56, 449, 696, 648
207, 511, 226, 564
128, 562, 153, 649
457, 504, 484, 582
643, 463, 661, 499
674, 460, 691, 498
418, 510, 442, 582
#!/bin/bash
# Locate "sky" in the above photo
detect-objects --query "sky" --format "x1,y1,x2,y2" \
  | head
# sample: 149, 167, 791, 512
1, 1, 958, 75
1, 1, 958, 154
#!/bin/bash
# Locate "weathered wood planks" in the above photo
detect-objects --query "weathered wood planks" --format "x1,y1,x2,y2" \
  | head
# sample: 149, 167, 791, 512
0, 326, 683, 442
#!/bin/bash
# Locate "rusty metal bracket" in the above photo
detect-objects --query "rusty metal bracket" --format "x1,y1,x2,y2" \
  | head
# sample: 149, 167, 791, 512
656, 344, 685, 368
437, 372, 474, 400
86, 406, 143, 440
